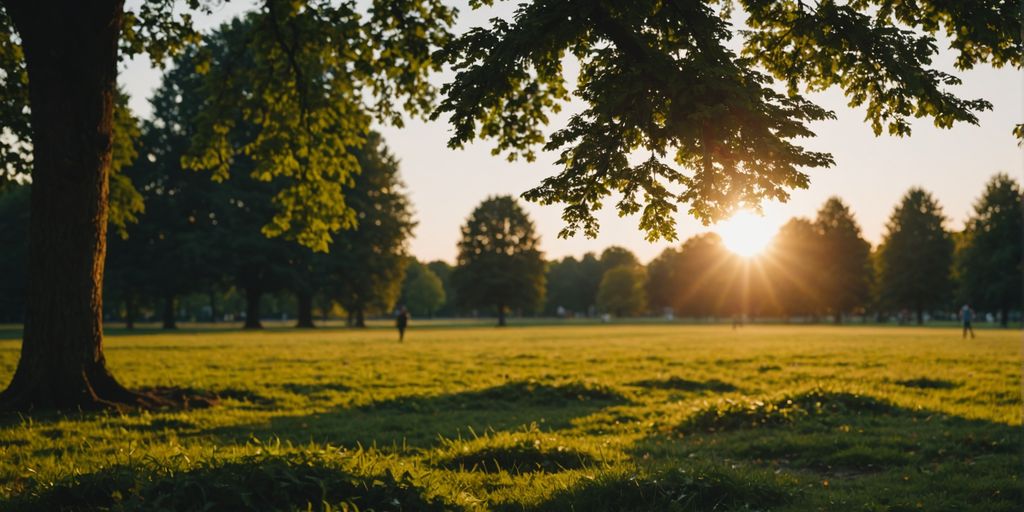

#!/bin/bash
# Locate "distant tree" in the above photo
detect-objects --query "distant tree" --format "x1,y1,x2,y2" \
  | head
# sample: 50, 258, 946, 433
600, 246, 640, 272
878, 188, 954, 324
544, 257, 582, 315
400, 259, 446, 317
597, 265, 647, 317
324, 133, 416, 327
764, 219, 823, 319
426, 260, 456, 316
671, 233, 734, 318
452, 196, 545, 326
646, 247, 681, 313
576, 252, 603, 316
957, 174, 1023, 326
814, 198, 872, 323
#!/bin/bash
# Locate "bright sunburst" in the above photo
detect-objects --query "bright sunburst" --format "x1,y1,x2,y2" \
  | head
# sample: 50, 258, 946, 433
715, 210, 779, 257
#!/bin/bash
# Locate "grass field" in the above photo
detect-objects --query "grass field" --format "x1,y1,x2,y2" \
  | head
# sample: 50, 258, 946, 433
0, 323, 1020, 511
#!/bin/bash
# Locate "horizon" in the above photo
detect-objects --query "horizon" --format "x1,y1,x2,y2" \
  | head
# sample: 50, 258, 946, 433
118, 0, 1022, 265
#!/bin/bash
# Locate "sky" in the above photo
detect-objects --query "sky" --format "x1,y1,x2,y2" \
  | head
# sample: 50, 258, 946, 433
119, 1, 1023, 264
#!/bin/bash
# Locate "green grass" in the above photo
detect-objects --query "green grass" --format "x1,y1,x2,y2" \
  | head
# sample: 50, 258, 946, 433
0, 324, 1019, 511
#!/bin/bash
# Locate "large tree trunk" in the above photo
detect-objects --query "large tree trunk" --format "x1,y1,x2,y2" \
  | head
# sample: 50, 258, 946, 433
1000, 308, 1008, 328
354, 308, 366, 328
161, 294, 177, 330
296, 291, 315, 328
244, 287, 263, 329
0, 0, 157, 411
497, 304, 506, 327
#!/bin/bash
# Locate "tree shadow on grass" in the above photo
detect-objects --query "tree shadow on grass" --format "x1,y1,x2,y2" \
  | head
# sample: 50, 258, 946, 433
628, 376, 737, 393
632, 388, 1023, 511
4, 452, 451, 512
505, 463, 795, 512
205, 380, 630, 449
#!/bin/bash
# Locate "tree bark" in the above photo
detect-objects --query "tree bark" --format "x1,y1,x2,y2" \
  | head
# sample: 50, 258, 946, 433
161, 294, 177, 330
354, 308, 366, 328
296, 291, 315, 328
1000, 308, 1008, 328
0, 0, 159, 411
244, 287, 263, 329
497, 304, 506, 327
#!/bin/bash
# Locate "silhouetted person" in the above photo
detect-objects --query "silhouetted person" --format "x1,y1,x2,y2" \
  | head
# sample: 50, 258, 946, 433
396, 305, 409, 342
960, 304, 975, 339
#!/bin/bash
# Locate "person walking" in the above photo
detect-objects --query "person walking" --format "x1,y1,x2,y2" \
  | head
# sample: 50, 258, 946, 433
395, 305, 410, 342
960, 304, 975, 339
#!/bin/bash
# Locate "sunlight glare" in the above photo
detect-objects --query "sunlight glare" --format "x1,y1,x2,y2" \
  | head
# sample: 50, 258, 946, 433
716, 210, 779, 258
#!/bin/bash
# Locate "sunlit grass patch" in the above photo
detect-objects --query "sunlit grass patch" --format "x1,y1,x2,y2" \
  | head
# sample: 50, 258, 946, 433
679, 388, 900, 433
0, 323, 1019, 510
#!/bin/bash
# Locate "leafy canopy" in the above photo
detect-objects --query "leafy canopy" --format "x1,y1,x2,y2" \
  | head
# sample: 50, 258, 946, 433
877, 187, 953, 312
453, 195, 546, 313
956, 173, 1023, 315
183, 0, 453, 251
435, 0, 1020, 241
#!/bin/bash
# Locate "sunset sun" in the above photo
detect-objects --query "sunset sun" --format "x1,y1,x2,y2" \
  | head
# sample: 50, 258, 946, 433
715, 210, 779, 257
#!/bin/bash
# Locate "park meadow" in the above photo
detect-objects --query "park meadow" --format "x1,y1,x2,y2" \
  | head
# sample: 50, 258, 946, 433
1, 322, 1020, 511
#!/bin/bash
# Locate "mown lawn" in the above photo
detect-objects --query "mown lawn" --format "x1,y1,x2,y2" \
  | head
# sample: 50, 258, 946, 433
0, 323, 1020, 511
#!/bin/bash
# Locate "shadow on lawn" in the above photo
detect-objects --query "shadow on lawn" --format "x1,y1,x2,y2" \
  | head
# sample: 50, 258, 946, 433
206, 380, 630, 449
5, 452, 450, 512
631, 388, 1023, 510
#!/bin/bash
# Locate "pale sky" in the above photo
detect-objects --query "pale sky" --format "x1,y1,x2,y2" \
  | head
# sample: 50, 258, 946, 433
119, 1, 1023, 264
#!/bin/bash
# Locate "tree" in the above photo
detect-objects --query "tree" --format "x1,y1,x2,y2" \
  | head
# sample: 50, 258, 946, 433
426, 260, 456, 316
452, 196, 545, 326
597, 265, 647, 317
324, 133, 416, 328
436, 1, 1016, 242
878, 188, 954, 324
400, 259, 446, 317
0, 0, 453, 409
957, 174, 1023, 326
544, 257, 582, 315
763, 219, 823, 319
599, 246, 640, 272
814, 197, 872, 323
645, 247, 681, 313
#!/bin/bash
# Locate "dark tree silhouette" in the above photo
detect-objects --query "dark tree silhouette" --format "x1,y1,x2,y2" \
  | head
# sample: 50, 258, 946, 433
878, 188, 954, 324
815, 198, 872, 323
453, 196, 545, 326
956, 174, 1023, 327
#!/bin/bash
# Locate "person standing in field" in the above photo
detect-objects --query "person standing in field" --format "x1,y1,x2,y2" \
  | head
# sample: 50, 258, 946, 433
396, 305, 410, 342
960, 304, 975, 339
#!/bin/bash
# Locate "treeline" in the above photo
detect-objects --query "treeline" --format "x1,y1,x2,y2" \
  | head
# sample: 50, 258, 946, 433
1, 174, 1018, 328
531, 177, 1021, 326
